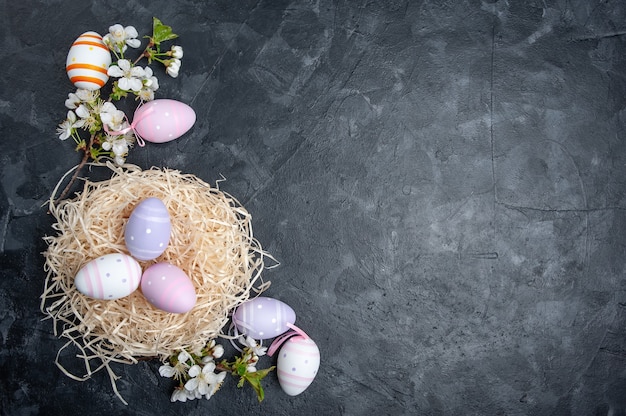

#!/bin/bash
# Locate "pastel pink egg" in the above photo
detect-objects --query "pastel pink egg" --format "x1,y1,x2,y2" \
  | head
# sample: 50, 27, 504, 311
132, 99, 196, 143
277, 336, 320, 396
66, 31, 111, 90
124, 197, 171, 261
233, 297, 296, 340
141, 262, 196, 313
74, 253, 142, 300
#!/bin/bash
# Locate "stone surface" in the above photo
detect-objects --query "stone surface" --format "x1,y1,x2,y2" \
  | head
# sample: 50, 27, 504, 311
1, 0, 626, 415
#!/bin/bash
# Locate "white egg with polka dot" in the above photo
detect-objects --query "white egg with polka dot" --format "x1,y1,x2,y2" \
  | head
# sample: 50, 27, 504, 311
277, 336, 320, 396
74, 253, 142, 300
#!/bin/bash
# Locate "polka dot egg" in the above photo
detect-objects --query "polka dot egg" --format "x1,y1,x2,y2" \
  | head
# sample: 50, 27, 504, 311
277, 336, 320, 396
132, 99, 196, 144
74, 253, 142, 300
233, 296, 296, 340
124, 197, 171, 261
141, 262, 197, 313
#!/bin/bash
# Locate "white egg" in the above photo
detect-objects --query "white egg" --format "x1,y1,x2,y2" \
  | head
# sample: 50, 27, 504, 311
74, 253, 142, 300
276, 336, 320, 396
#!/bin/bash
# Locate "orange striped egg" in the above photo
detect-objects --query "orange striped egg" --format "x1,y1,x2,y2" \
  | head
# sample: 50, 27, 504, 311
66, 31, 111, 90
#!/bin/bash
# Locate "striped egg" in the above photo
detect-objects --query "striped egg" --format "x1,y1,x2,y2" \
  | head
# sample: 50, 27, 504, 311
74, 253, 142, 300
124, 198, 171, 261
141, 262, 196, 313
277, 336, 320, 396
233, 297, 296, 340
66, 31, 111, 90
132, 99, 196, 143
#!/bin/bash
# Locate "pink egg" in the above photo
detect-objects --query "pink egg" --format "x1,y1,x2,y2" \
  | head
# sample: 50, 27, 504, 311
132, 99, 196, 143
141, 262, 196, 313
277, 336, 320, 396
74, 253, 142, 300
233, 297, 296, 340
124, 197, 171, 261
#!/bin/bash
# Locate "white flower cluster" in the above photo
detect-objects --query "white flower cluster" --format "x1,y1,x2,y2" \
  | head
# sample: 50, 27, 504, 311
159, 336, 269, 403
159, 340, 227, 402
58, 89, 134, 165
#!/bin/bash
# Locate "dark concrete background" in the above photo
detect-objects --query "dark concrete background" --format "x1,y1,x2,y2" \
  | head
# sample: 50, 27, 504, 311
2, 0, 626, 415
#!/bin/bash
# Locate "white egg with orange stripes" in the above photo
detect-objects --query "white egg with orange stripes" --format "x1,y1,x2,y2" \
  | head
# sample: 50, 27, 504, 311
74, 253, 142, 300
66, 31, 112, 90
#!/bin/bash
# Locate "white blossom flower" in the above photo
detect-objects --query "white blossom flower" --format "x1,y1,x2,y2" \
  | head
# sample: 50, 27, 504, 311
74, 103, 100, 131
103, 24, 141, 53
99, 102, 126, 131
238, 335, 267, 357
170, 45, 183, 59
184, 363, 226, 399
75, 88, 98, 103
108, 59, 145, 91
170, 387, 196, 403
211, 344, 224, 359
246, 365, 257, 373
64, 92, 81, 109
56, 110, 84, 140
137, 67, 159, 101
165, 58, 181, 78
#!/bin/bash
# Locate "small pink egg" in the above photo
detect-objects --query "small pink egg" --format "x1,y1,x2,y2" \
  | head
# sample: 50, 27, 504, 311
277, 336, 320, 396
132, 99, 196, 143
124, 197, 171, 261
141, 262, 196, 313
233, 297, 296, 340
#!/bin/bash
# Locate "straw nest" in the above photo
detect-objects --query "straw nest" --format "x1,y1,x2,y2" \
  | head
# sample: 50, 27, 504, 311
40, 164, 271, 399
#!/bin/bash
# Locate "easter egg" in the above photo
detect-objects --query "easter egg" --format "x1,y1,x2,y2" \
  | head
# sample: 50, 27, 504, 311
141, 262, 196, 313
132, 99, 196, 143
66, 31, 111, 90
74, 253, 142, 300
124, 197, 171, 261
277, 336, 320, 396
233, 297, 296, 340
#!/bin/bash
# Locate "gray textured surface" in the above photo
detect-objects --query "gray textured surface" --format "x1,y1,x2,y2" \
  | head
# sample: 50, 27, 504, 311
1, 0, 626, 415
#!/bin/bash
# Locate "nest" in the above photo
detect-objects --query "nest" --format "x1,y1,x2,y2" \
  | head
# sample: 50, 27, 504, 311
40, 164, 272, 402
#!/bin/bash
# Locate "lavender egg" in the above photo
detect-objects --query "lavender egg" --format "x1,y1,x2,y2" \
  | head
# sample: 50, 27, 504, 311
233, 297, 296, 340
124, 197, 171, 261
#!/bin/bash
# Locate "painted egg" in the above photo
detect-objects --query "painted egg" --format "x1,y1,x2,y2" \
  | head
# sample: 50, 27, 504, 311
277, 336, 320, 396
233, 297, 296, 340
132, 99, 196, 143
124, 197, 171, 261
141, 262, 196, 313
66, 31, 111, 90
74, 253, 142, 300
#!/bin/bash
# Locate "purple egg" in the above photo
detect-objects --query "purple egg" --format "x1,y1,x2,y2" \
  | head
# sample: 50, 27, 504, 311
233, 297, 296, 340
124, 197, 171, 261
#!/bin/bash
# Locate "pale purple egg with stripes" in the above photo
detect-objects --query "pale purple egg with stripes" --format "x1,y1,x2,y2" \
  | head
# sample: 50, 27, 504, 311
141, 262, 196, 313
124, 197, 171, 261
74, 253, 142, 300
233, 296, 296, 340
133, 99, 196, 143
277, 336, 320, 396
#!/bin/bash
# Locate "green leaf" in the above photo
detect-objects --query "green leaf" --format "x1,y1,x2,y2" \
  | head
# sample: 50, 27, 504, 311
151, 17, 178, 45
